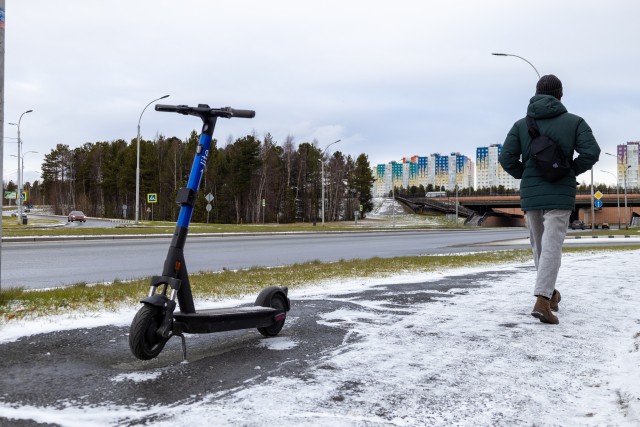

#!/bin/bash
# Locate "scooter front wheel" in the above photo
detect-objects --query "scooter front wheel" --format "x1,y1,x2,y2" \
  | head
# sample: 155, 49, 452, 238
129, 304, 169, 360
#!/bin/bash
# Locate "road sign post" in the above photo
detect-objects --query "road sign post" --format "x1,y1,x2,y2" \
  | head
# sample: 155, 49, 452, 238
594, 191, 603, 224
205, 192, 214, 223
147, 194, 158, 221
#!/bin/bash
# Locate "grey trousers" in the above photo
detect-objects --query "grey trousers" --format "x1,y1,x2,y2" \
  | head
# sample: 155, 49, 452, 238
525, 209, 572, 299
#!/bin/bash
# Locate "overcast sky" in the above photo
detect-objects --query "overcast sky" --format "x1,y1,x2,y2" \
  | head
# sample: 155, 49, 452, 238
3, 0, 639, 187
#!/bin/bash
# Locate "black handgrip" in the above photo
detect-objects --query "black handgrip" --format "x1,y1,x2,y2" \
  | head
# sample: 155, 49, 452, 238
230, 109, 255, 118
155, 104, 188, 113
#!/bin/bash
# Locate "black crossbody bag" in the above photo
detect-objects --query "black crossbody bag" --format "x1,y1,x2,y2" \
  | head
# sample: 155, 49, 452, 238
526, 116, 572, 182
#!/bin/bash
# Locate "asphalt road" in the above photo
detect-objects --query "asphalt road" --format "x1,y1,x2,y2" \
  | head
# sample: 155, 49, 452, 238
0, 268, 507, 426
1, 229, 530, 289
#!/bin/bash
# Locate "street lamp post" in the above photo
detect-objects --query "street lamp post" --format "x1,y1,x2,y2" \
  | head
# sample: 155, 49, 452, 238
387, 167, 396, 228
320, 139, 341, 225
601, 169, 620, 229
136, 95, 169, 224
623, 165, 630, 230
392, 177, 396, 228
590, 169, 595, 231
491, 53, 541, 79
11, 150, 38, 210
9, 109, 33, 224
606, 152, 630, 230
455, 184, 459, 227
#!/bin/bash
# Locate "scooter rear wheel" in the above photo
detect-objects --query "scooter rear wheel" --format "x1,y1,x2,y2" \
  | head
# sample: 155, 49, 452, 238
129, 304, 169, 360
257, 293, 287, 337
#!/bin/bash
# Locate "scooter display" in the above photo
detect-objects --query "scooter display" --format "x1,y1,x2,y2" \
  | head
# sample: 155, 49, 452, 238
129, 104, 290, 361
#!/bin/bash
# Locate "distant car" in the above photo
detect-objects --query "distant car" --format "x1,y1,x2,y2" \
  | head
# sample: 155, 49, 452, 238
68, 211, 86, 222
570, 220, 586, 230
601, 222, 610, 229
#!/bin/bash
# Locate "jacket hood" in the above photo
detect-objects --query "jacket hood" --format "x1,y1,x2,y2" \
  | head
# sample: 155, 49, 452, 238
527, 94, 567, 119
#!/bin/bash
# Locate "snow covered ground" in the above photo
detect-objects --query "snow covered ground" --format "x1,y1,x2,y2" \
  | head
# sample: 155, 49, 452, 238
1, 249, 640, 426
363, 197, 461, 227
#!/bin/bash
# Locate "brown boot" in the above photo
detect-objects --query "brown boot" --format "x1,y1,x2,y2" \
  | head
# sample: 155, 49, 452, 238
531, 296, 559, 324
550, 289, 561, 312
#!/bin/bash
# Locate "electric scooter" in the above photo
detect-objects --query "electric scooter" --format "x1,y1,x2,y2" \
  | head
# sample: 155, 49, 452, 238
129, 104, 290, 361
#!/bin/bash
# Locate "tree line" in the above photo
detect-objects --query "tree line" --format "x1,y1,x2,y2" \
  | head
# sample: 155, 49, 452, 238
4, 132, 375, 224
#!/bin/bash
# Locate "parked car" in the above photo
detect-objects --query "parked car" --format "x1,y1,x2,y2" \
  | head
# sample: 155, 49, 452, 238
600, 222, 610, 229
570, 220, 586, 230
68, 211, 86, 222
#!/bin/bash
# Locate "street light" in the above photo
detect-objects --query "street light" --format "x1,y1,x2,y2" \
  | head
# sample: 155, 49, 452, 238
8, 109, 34, 224
136, 95, 169, 224
11, 150, 38, 208
320, 139, 341, 225
491, 53, 541, 79
455, 183, 459, 227
591, 169, 595, 231
386, 165, 397, 228
601, 169, 620, 229
606, 152, 630, 230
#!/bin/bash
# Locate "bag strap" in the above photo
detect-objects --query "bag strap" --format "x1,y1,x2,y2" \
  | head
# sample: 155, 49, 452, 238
526, 115, 540, 139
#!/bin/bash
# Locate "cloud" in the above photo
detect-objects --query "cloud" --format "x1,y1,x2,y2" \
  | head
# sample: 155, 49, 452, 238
4, 0, 639, 187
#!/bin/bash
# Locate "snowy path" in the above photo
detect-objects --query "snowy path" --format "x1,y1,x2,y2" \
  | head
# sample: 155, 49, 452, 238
1, 250, 639, 426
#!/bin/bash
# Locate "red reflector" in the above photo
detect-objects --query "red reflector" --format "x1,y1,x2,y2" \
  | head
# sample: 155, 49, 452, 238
175, 261, 181, 271
274, 313, 286, 321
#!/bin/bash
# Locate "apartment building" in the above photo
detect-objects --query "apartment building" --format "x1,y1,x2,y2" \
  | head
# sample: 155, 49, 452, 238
476, 144, 519, 190
617, 141, 639, 190
372, 153, 473, 196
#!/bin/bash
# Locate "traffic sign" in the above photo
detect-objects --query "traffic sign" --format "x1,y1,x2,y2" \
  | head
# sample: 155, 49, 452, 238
205, 192, 214, 202
594, 191, 603, 200
594, 200, 603, 208
147, 193, 158, 203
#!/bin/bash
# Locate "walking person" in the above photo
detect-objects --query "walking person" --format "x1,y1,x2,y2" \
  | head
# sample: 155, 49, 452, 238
499, 74, 601, 324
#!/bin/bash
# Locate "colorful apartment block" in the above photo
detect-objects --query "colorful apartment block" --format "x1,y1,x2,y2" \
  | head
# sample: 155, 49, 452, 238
476, 144, 519, 190
372, 153, 473, 197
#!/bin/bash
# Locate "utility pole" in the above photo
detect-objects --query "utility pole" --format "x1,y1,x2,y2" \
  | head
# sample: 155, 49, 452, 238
1, 0, 5, 292
623, 165, 630, 230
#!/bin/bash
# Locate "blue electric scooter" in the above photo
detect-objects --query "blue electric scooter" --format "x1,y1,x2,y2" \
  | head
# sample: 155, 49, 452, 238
129, 104, 290, 361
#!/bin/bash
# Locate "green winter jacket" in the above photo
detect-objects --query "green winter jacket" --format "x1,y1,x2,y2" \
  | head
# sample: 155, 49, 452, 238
499, 95, 601, 211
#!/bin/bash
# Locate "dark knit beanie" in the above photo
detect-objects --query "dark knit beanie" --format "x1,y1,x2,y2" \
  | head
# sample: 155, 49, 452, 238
535, 74, 563, 100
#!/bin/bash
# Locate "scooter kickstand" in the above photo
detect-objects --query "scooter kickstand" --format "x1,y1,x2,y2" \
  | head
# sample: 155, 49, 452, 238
177, 333, 187, 362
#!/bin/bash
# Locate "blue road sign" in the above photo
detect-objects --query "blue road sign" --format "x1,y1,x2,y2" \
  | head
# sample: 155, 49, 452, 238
594, 200, 603, 208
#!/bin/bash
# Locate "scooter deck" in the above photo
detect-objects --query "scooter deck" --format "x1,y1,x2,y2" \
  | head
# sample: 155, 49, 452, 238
173, 306, 281, 334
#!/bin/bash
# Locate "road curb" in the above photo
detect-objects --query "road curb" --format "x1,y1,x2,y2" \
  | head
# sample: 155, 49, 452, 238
571, 235, 633, 239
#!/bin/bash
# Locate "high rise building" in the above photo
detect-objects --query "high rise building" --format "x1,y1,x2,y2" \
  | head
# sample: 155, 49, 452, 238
476, 144, 519, 190
616, 141, 639, 190
372, 153, 474, 196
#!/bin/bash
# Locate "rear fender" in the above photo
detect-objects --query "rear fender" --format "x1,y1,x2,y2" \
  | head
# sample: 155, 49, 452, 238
254, 286, 290, 312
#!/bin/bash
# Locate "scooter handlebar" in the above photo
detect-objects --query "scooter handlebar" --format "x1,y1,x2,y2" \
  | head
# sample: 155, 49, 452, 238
155, 104, 255, 119
228, 108, 255, 119
155, 104, 189, 113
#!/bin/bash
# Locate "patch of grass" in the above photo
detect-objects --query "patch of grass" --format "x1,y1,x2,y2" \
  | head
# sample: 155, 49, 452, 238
573, 228, 640, 237
1, 246, 638, 323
